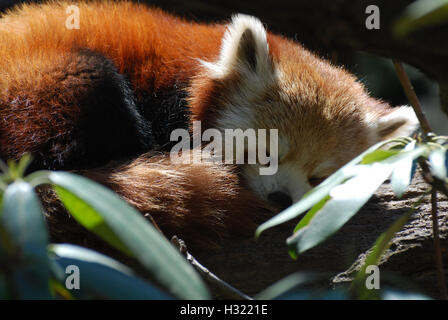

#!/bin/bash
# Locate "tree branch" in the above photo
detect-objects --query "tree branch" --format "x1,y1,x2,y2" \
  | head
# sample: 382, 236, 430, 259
393, 60, 433, 136
171, 236, 252, 300
431, 189, 448, 299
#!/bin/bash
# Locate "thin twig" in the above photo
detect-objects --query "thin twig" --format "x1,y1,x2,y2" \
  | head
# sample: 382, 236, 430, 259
331, 50, 338, 65
171, 236, 253, 300
393, 60, 447, 299
144, 213, 164, 234
431, 189, 448, 299
392, 60, 433, 136
419, 160, 448, 199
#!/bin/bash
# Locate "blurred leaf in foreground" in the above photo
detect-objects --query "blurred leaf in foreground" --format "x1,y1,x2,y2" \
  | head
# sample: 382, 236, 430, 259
394, 0, 448, 37
46, 171, 210, 300
0, 181, 52, 299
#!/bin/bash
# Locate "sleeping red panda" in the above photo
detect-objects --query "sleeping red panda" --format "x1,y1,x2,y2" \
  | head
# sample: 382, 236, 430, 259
0, 1, 418, 247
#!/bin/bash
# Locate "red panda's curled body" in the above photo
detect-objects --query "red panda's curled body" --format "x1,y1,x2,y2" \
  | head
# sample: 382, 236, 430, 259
0, 1, 228, 170
0, 1, 418, 247
0, 1, 273, 247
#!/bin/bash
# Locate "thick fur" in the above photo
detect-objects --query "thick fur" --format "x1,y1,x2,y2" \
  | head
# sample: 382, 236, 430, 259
0, 0, 226, 170
188, 14, 419, 202
41, 152, 272, 248
0, 1, 419, 247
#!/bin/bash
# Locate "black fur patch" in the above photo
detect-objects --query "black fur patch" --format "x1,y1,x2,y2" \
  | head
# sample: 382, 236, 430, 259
29, 49, 155, 171
138, 83, 191, 152
25, 49, 192, 172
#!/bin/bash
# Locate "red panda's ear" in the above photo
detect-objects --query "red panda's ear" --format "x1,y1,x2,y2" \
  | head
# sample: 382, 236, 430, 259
200, 14, 273, 79
374, 106, 420, 140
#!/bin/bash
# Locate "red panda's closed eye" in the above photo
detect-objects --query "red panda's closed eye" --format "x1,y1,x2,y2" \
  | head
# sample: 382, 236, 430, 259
308, 176, 327, 187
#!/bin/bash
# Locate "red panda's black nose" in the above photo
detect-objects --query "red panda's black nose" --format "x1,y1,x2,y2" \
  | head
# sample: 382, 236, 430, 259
268, 191, 293, 210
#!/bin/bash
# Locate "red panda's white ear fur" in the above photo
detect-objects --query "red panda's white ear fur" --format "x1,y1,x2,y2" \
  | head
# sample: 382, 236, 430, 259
200, 14, 273, 80
374, 106, 420, 141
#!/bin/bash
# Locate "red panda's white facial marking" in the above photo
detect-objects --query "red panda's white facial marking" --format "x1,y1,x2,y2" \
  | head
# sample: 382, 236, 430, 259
197, 14, 419, 208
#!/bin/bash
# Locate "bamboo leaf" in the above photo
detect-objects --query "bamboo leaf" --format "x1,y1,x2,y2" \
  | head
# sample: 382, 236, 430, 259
49, 244, 172, 300
361, 149, 400, 165
390, 140, 417, 197
54, 186, 132, 255
382, 289, 431, 300
394, 0, 448, 36
0, 181, 52, 299
255, 272, 314, 300
48, 244, 133, 276
287, 146, 426, 258
256, 141, 391, 237
350, 209, 415, 299
287, 163, 394, 257
429, 148, 447, 180
46, 171, 210, 299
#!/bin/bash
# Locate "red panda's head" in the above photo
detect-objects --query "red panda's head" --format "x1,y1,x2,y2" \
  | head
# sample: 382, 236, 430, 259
189, 15, 419, 209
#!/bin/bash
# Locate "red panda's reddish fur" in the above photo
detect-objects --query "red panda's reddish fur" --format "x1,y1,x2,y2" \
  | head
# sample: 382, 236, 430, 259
0, 1, 222, 162
0, 0, 293, 155
0, 1, 418, 248
0, 1, 276, 247
0, 1, 224, 93
41, 153, 272, 248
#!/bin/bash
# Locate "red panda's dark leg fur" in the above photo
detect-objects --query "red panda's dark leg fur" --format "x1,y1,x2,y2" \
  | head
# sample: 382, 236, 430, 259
0, 49, 153, 171
41, 152, 273, 249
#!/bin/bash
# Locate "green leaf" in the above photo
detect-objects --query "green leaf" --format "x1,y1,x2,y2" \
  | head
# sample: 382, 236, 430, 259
46, 171, 210, 299
0, 181, 52, 299
255, 272, 315, 300
394, 0, 448, 36
289, 195, 330, 259
381, 289, 431, 300
48, 244, 134, 276
429, 148, 447, 180
286, 146, 427, 257
49, 278, 74, 300
15, 154, 32, 179
293, 195, 331, 234
256, 141, 390, 237
48, 244, 172, 300
361, 149, 400, 165
390, 140, 417, 197
350, 209, 415, 299
54, 186, 131, 255
5, 154, 32, 181
287, 163, 394, 257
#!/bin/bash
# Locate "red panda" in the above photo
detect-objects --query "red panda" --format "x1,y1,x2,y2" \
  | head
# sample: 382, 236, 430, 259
0, 1, 418, 247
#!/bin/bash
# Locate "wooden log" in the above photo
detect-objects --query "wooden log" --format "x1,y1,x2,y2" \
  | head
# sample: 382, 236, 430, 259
191, 171, 448, 298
